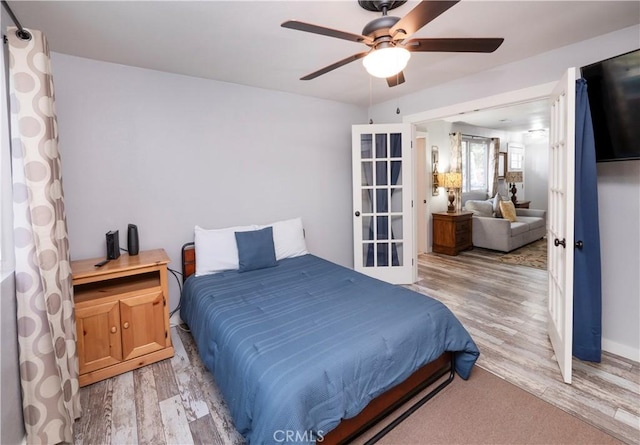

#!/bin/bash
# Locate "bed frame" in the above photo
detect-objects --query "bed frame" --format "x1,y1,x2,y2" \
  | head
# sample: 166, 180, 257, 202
180, 242, 455, 445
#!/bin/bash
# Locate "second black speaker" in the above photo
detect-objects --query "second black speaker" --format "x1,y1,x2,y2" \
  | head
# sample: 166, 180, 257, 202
127, 224, 139, 256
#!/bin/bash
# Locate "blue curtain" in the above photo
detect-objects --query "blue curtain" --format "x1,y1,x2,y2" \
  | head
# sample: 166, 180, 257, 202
573, 78, 602, 362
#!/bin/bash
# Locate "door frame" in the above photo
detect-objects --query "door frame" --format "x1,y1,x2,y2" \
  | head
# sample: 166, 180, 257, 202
415, 133, 429, 254
404, 82, 556, 262
403, 80, 570, 379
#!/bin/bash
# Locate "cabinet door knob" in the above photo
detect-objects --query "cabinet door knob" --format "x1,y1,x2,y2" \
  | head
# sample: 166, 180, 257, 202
110, 326, 117, 334
123, 322, 130, 329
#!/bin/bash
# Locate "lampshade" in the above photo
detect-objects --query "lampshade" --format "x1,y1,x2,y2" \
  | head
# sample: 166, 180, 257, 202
362, 47, 411, 79
505, 171, 523, 183
443, 172, 462, 189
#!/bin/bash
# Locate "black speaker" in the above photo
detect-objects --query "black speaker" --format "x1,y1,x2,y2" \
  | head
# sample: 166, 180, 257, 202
106, 230, 120, 260
127, 224, 139, 256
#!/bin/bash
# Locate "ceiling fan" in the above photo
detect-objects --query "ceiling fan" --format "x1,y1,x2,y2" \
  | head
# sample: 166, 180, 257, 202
282, 0, 504, 87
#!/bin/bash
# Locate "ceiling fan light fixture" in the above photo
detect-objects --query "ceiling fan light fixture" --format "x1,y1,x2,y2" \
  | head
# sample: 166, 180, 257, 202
362, 46, 411, 78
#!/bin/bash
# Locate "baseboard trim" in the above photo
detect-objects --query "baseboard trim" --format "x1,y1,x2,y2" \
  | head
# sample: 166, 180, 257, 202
602, 338, 640, 363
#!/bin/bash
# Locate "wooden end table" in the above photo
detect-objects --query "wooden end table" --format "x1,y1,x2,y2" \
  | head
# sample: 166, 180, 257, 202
432, 211, 473, 256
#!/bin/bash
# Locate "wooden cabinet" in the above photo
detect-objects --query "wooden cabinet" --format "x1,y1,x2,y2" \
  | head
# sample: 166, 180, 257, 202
432, 211, 473, 256
72, 249, 174, 386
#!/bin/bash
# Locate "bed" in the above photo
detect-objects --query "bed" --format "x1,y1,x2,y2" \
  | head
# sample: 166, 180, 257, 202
179, 221, 479, 444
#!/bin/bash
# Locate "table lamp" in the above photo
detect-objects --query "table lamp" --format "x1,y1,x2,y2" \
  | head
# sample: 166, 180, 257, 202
443, 172, 462, 213
505, 171, 524, 204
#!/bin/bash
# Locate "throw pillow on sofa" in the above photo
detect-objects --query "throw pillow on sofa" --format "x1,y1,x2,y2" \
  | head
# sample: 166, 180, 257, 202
465, 200, 494, 217
499, 200, 518, 222
493, 193, 511, 217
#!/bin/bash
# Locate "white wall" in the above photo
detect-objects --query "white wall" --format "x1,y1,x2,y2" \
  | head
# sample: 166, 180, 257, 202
424, 120, 452, 216
523, 133, 550, 211
51, 53, 366, 309
597, 160, 640, 360
374, 25, 640, 361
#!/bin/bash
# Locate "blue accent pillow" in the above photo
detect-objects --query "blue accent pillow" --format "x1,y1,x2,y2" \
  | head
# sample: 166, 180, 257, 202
235, 227, 278, 272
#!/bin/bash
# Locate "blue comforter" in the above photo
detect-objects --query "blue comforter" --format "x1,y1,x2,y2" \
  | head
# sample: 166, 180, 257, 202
181, 254, 479, 444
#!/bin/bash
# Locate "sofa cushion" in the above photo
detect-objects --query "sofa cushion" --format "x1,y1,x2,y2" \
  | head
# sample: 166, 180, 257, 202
510, 222, 530, 236
465, 199, 494, 217
518, 216, 545, 230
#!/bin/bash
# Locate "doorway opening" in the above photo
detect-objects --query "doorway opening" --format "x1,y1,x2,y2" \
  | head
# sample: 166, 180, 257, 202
403, 82, 554, 254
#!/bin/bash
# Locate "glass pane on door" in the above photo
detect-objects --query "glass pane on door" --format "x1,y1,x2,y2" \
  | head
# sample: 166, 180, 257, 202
361, 162, 373, 186
362, 190, 372, 214
376, 134, 387, 158
361, 134, 373, 159
377, 216, 389, 240
362, 216, 373, 241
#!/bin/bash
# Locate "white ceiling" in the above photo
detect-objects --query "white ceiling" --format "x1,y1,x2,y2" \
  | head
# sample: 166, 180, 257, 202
7, 0, 640, 114
443, 98, 551, 133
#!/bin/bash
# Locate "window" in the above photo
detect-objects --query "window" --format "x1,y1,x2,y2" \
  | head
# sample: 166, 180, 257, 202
461, 136, 490, 193
508, 143, 525, 171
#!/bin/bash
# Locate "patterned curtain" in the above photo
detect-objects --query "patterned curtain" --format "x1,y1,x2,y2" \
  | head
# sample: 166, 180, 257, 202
8, 28, 80, 443
449, 132, 462, 211
488, 137, 500, 196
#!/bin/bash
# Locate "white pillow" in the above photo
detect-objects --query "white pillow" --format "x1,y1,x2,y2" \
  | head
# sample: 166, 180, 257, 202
194, 224, 256, 276
465, 200, 493, 217
258, 217, 309, 260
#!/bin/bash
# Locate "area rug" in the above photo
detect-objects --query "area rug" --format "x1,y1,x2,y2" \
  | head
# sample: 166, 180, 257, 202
356, 366, 621, 445
497, 237, 547, 270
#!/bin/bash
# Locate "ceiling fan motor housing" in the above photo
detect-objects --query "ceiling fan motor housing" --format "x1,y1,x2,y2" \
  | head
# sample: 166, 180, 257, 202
358, 0, 408, 13
362, 16, 401, 40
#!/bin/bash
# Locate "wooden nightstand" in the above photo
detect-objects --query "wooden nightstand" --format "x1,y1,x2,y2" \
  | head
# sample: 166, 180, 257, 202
514, 200, 531, 209
72, 249, 174, 386
432, 211, 473, 256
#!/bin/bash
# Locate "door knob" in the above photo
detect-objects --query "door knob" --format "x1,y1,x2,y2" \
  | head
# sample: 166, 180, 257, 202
554, 238, 566, 248
355, 211, 361, 217
575, 240, 584, 249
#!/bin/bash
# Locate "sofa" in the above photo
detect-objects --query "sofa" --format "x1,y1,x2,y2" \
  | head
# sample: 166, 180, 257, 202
462, 192, 547, 252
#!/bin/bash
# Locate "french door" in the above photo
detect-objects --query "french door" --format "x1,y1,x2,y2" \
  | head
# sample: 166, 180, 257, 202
351, 124, 415, 284
548, 67, 576, 384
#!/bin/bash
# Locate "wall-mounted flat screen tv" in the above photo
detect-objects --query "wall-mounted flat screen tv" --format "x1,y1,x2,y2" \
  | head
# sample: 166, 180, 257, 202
581, 49, 640, 162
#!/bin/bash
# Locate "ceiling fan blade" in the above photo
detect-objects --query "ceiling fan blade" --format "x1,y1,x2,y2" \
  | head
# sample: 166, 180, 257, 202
387, 71, 406, 87
282, 20, 373, 45
300, 52, 369, 80
390, 1, 460, 40
403, 38, 504, 53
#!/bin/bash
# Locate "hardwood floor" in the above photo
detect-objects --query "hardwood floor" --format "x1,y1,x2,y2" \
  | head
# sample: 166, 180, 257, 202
74, 248, 640, 444
74, 324, 244, 445
413, 248, 639, 444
